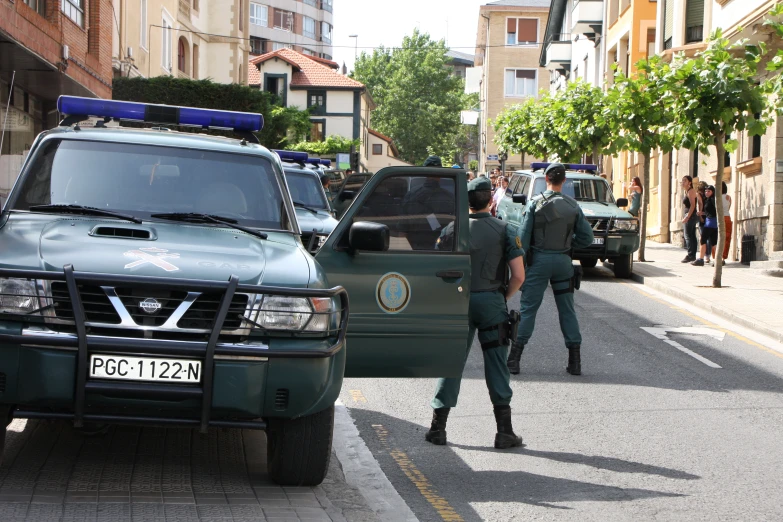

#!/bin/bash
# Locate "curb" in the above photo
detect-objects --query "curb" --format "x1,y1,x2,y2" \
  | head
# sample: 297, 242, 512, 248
630, 271, 783, 345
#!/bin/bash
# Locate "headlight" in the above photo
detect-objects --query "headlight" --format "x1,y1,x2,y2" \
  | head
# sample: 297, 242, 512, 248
0, 278, 39, 314
613, 219, 638, 232
254, 296, 338, 332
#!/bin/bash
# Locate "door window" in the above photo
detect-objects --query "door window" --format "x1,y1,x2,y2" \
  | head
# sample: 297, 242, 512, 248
354, 176, 456, 252
506, 174, 521, 196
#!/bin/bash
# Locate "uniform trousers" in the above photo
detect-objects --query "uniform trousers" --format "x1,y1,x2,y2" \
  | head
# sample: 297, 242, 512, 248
516, 252, 582, 347
431, 291, 512, 409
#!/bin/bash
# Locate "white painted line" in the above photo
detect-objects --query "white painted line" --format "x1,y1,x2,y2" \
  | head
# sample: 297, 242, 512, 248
641, 327, 723, 369
332, 400, 419, 522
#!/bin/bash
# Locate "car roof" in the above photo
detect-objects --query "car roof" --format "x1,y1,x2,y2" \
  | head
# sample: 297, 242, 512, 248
282, 164, 321, 178
40, 126, 279, 161
513, 169, 607, 181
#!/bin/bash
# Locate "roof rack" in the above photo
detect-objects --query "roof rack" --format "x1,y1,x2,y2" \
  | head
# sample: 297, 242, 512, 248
530, 162, 599, 173
57, 96, 263, 143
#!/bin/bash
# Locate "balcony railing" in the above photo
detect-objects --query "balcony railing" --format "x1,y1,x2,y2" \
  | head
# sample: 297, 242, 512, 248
572, 0, 604, 34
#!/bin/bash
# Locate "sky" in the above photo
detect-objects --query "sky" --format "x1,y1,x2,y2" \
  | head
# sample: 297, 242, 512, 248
331, 0, 487, 72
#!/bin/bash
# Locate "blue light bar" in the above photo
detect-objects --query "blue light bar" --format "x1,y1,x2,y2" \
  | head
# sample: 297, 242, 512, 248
530, 162, 598, 172
57, 95, 263, 132
274, 150, 308, 163
305, 158, 323, 166
320, 159, 331, 167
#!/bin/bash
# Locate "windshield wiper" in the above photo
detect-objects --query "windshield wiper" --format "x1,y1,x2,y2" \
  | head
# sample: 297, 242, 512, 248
150, 212, 268, 240
28, 204, 143, 224
293, 201, 319, 214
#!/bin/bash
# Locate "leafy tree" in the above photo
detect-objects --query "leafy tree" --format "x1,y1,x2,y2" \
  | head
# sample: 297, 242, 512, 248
469, 160, 479, 171
493, 94, 570, 160
604, 56, 675, 263
352, 30, 470, 165
661, 30, 770, 287
287, 135, 360, 155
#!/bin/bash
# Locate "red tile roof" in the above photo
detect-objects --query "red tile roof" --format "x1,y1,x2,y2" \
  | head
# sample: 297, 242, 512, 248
250, 49, 364, 90
248, 61, 261, 86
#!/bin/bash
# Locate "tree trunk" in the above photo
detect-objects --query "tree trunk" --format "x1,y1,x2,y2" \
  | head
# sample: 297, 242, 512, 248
714, 134, 726, 288
637, 150, 652, 262
592, 143, 600, 170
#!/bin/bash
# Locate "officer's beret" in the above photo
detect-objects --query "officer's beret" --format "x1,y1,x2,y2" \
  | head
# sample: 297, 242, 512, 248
544, 163, 566, 178
423, 156, 443, 167
468, 177, 493, 192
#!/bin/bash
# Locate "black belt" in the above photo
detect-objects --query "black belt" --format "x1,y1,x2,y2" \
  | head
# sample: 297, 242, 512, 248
471, 289, 501, 294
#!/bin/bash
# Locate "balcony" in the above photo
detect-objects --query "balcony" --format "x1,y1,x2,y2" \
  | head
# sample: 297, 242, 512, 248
572, 0, 604, 34
545, 35, 572, 68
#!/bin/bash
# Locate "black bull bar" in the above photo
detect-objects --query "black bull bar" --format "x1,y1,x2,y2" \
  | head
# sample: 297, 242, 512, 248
0, 265, 349, 432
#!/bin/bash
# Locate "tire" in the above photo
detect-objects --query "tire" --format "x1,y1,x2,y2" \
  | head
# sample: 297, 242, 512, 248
579, 258, 598, 268
267, 406, 334, 486
613, 253, 633, 279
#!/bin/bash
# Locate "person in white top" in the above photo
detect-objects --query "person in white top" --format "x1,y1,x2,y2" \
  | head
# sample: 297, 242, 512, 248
491, 176, 508, 216
721, 181, 732, 263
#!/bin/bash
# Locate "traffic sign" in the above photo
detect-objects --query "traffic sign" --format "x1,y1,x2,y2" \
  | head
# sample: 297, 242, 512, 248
487, 154, 499, 161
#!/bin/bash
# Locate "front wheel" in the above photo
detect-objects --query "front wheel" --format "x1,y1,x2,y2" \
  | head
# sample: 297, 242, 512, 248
613, 254, 634, 279
267, 406, 334, 486
579, 258, 598, 268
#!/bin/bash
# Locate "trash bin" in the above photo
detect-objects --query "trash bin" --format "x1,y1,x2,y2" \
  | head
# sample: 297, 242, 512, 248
741, 235, 756, 265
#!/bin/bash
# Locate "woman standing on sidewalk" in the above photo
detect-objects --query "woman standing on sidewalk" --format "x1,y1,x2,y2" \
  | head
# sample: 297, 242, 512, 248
722, 182, 732, 261
628, 177, 643, 218
692, 185, 719, 266
681, 176, 699, 263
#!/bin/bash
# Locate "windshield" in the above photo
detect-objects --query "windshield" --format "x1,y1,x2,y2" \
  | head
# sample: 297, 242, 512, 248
11, 139, 291, 230
285, 171, 329, 210
531, 177, 614, 203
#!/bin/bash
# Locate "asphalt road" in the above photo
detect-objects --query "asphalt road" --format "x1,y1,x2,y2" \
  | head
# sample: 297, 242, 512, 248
340, 264, 783, 521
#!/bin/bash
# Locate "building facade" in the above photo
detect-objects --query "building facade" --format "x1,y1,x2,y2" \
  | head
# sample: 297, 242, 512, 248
1, 0, 114, 201
247, 0, 333, 60
112, 0, 250, 85
474, 0, 550, 174
365, 129, 411, 171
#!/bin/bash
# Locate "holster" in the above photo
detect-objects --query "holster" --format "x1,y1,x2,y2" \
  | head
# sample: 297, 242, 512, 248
572, 265, 583, 291
507, 310, 520, 342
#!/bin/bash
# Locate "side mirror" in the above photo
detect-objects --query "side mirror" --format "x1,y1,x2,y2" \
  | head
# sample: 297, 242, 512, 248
349, 221, 389, 252
339, 190, 356, 202
616, 198, 629, 208
512, 194, 528, 205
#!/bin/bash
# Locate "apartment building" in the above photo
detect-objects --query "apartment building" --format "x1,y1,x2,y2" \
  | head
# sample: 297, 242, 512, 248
1, 0, 114, 200
247, 0, 334, 60
111, 0, 250, 85
474, 0, 550, 174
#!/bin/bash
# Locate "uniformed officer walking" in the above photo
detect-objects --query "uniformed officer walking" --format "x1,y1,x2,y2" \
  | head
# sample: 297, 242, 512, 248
426, 177, 526, 449
507, 163, 594, 376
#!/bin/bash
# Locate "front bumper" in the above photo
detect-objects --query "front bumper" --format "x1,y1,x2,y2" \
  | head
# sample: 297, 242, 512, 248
0, 267, 348, 432
574, 218, 640, 260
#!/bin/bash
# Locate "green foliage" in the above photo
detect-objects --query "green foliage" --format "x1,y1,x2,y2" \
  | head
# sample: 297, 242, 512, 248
112, 76, 311, 148
549, 81, 614, 161
469, 160, 479, 171
352, 29, 473, 165
493, 93, 574, 161
288, 135, 360, 155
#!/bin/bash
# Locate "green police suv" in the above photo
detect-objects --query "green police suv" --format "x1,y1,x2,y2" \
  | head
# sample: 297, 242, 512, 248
496, 163, 639, 278
0, 97, 473, 486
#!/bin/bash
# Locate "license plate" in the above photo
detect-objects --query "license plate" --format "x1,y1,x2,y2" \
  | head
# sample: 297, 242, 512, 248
593, 238, 605, 245
89, 354, 202, 383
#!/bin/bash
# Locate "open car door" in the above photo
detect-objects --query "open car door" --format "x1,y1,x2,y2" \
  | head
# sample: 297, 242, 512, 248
316, 166, 471, 378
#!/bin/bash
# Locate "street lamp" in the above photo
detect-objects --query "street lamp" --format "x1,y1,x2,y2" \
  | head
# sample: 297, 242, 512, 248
348, 34, 358, 60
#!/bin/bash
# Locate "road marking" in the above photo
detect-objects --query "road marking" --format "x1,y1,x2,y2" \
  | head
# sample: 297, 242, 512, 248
349, 389, 368, 403
623, 282, 783, 361
641, 327, 723, 368
372, 424, 463, 522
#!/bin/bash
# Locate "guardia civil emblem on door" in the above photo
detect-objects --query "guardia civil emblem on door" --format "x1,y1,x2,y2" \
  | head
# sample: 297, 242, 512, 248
376, 272, 411, 314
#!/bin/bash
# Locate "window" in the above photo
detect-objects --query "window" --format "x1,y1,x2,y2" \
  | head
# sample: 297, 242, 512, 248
309, 120, 325, 141
162, 17, 173, 72
724, 134, 731, 168
302, 48, 317, 56
307, 90, 326, 115
24, 0, 46, 17
321, 0, 333, 12
321, 22, 332, 43
304, 0, 317, 6
239, 0, 244, 31
272, 42, 292, 51
285, 172, 330, 210
193, 44, 199, 78
141, 0, 148, 49
354, 176, 457, 252
691, 149, 699, 179
685, 0, 704, 43
506, 18, 537, 45
274, 8, 293, 30
178, 39, 186, 72
663, 0, 674, 50
304, 16, 316, 39
531, 178, 614, 203
504, 69, 537, 97
372, 144, 383, 155
250, 3, 267, 26
752, 114, 762, 158
62, 0, 84, 26
506, 174, 521, 196
249, 37, 264, 55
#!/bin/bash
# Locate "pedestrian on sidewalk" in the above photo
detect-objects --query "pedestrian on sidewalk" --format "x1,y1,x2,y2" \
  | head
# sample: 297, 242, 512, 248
681, 176, 700, 263
721, 181, 732, 261
692, 185, 719, 266
628, 176, 643, 218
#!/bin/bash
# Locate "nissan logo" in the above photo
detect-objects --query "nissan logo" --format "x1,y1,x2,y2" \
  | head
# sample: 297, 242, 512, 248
139, 298, 162, 315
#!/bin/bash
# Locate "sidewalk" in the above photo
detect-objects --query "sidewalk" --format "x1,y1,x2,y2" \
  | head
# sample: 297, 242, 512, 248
628, 241, 783, 344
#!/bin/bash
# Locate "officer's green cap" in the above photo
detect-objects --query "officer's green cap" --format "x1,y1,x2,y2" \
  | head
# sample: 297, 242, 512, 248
423, 155, 443, 167
544, 163, 566, 177
468, 177, 493, 192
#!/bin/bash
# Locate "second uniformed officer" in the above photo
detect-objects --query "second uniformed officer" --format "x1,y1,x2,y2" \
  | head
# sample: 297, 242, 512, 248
507, 163, 594, 376
426, 177, 526, 449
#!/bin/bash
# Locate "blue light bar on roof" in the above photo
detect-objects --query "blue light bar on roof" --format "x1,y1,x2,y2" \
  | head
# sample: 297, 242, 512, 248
305, 158, 323, 166
320, 159, 331, 167
57, 95, 264, 132
274, 150, 308, 163
530, 162, 598, 172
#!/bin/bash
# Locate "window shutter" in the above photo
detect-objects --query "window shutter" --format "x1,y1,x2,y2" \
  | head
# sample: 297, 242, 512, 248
516, 70, 536, 79
663, 0, 674, 42
507, 18, 517, 34
517, 19, 538, 44
686, 0, 704, 28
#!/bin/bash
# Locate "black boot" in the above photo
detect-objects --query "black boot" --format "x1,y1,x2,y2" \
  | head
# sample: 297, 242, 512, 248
493, 405, 523, 449
566, 344, 581, 375
506, 341, 525, 375
425, 407, 450, 445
